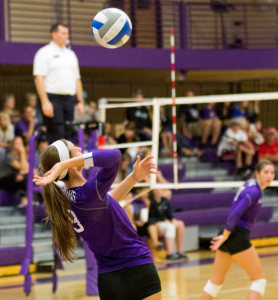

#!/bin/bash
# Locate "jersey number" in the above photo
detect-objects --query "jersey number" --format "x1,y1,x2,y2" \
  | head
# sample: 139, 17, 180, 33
69, 210, 84, 233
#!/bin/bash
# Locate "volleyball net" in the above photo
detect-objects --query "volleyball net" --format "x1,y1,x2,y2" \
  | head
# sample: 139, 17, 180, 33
98, 92, 278, 190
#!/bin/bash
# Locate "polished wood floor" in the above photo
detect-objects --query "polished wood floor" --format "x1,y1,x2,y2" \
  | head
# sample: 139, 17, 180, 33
0, 247, 277, 300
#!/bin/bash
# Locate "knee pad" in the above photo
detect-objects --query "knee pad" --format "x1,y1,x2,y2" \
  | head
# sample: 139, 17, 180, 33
165, 223, 176, 238
250, 279, 267, 296
203, 280, 222, 298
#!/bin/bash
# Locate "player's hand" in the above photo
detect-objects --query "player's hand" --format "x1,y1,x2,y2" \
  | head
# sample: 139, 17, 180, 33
33, 162, 65, 185
210, 235, 226, 251
76, 102, 84, 116
132, 155, 158, 182
42, 101, 54, 118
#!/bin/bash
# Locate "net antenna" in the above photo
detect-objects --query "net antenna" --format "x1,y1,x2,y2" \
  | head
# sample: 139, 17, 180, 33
171, 28, 178, 188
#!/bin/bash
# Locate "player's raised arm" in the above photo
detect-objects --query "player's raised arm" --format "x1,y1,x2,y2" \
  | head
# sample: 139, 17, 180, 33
110, 155, 158, 202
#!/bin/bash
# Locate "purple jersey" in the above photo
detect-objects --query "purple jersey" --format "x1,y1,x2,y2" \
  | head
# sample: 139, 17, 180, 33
226, 179, 262, 232
66, 150, 153, 274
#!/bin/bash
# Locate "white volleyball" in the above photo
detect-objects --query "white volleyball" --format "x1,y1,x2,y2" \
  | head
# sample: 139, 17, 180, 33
91, 8, 132, 49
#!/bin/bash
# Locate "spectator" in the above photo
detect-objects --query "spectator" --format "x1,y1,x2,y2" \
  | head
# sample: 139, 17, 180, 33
15, 106, 35, 141
104, 123, 116, 145
200, 102, 222, 148
126, 89, 152, 141
232, 101, 259, 123
0, 113, 14, 164
35, 135, 49, 168
217, 102, 233, 133
258, 127, 278, 164
1, 94, 21, 126
178, 91, 201, 139
0, 137, 29, 206
114, 153, 132, 183
160, 106, 173, 157
131, 187, 151, 236
74, 100, 99, 123
218, 119, 255, 177
118, 121, 142, 160
148, 189, 187, 260
26, 92, 43, 125
33, 23, 84, 144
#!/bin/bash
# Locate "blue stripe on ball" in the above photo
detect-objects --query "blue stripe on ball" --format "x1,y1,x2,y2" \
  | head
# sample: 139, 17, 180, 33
92, 20, 104, 30
107, 19, 131, 46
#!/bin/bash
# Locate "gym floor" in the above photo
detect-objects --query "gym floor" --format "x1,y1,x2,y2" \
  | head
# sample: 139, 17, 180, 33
0, 246, 277, 300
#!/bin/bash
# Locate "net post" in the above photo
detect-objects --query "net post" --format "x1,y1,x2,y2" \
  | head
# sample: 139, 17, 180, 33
171, 28, 178, 188
151, 98, 160, 190
98, 98, 107, 149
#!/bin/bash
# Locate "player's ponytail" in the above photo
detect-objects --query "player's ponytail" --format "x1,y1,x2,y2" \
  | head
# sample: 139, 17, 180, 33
40, 141, 77, 263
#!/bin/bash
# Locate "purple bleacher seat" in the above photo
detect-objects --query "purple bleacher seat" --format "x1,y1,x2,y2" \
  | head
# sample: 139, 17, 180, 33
0, 190, 20, 206
250, 222, 278, 239
171, 192, 236, 211
158, 164, 186, 180
171, 177, 215, 194
200, 148, 218, 163
0, 246, 28, 266
173, 207, 273, 226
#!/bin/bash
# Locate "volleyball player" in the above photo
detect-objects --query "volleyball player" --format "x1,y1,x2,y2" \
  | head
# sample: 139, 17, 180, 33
202, 159, 275, 300
33, 140, 161, 300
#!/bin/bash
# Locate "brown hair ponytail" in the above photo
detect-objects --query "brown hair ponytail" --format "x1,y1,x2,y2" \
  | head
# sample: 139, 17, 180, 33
40, 140, 77, 263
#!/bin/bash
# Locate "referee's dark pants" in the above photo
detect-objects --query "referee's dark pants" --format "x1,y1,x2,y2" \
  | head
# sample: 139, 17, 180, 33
42, 93, 76, 144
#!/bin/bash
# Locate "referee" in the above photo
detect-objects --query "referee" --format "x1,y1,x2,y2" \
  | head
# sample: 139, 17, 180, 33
33, 23, 84, 144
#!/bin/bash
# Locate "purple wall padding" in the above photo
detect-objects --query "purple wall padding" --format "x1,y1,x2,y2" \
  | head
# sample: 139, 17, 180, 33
0, 246, 29, 266
171, 192, 236, 211
173, 206, 273, 226
250, 222, 278, 239
2, 42, 278, 70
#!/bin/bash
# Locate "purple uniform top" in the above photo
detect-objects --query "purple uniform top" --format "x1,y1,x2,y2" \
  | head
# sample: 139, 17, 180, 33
201, 107, 218, 120
66, 149, 153, 274
226, 179, 262, 232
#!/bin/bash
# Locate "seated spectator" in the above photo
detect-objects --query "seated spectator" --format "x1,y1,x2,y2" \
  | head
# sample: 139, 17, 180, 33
217, 102, 233, 133
200, 102, 222, 148
131, 187, 151, 236
0, 113, 14, 164
74, 100, 99, 123
104, 123, 116, 145
160, 106, 173, 157
114, 153, 132, 183
148, 189, 187, 260
15, 106, 35, 142
258, 127, 278, 164
1, 94, 21, 126
240, 118, 264, 149
35, 134, 49, 167
232, 100, 259, 123
26, 92, 43, 125
218, 119, 255, 177
178, 91, 201, 139
0, 136, 29, 206
126, 89, 152, 141
118, 121, 142, 161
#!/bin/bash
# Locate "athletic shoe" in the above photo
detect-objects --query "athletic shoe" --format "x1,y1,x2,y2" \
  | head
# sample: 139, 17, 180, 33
176, 252, 188, 260
166, 254, 180, 261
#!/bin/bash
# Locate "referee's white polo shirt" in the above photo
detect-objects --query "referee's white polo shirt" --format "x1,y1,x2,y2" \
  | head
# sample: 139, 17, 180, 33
33, 41, 81, 96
